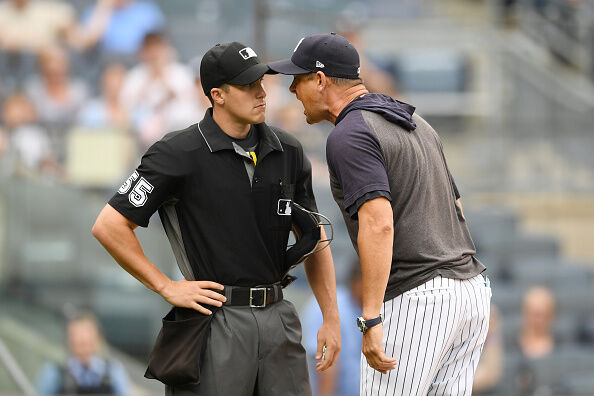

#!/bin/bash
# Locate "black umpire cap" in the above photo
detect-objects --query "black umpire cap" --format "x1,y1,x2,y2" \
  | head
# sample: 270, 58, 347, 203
200, 42, 269, 97
268, 33, 360, 79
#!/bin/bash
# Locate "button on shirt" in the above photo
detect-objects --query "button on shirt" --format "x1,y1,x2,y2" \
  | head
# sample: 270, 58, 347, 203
108, 109, 317, 287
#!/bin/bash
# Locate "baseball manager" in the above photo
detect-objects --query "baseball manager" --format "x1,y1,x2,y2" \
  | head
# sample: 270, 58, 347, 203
269, 33, 491, 396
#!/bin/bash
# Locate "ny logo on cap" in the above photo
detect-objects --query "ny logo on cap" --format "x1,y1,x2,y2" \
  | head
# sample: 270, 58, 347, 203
239, 47, 257, 60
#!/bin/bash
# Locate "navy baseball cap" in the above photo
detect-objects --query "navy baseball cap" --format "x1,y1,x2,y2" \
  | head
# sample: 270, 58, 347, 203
268, 33, 360, 79
200, 42, 269, 97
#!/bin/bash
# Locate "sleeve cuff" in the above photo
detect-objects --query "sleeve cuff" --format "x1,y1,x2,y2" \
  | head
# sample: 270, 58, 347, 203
345, 190, 392, 219
107, 199, 150, 228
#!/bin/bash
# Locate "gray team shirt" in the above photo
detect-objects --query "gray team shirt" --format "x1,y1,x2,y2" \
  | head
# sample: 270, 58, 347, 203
326, 94, 485, 301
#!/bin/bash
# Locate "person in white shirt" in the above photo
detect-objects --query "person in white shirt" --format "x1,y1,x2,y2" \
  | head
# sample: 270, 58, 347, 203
120, 31, 203, 148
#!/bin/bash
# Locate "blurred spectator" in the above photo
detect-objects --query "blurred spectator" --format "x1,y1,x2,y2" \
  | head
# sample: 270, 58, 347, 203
473, 304, 504, 395
337, 22, 399, 97
273, 100, 329, 184
260, 74, 328, 182
77, 63, 129, 130
121, 31, 202, 148
36, 312, 130, 395
302, 260, 362, 396
80, 0, 164, 62
24, 45, 89, 161
259, 73, 291, 125
0, 92, 59, 178
519, 286, 556, 359
0, 0, 77, 89
190, 56, 215, 113
71, 0, 165, 85
0, 0, 76, 52
514, 286, 557, 394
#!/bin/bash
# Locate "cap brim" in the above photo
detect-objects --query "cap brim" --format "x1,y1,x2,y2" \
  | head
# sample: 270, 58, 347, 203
267, 59, 311, 75
227, 63, 270, 86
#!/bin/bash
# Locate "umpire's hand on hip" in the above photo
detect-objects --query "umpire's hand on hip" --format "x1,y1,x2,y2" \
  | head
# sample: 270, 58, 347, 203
315, 318, 341, 372
362, 324, 397, 374
159, 279, 227, 315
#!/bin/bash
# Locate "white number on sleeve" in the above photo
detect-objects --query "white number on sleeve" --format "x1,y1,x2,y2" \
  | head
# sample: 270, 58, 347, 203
128, 177, 154, 207
118, 171, 139, 194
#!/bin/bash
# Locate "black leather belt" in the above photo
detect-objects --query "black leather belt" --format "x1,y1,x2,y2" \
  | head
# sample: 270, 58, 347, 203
219, 283, 284, 308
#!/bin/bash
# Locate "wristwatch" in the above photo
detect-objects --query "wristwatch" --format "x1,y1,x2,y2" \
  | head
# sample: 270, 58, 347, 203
356, 315, 382, 334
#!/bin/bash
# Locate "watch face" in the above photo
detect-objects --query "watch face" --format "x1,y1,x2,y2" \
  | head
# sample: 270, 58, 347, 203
356, 317, 366, 333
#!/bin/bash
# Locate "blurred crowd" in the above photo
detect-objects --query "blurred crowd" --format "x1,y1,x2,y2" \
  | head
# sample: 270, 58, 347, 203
501, 0, 594, 38
500, 0, 594, 74
0, 0, 204, 183
0, 0, 400, 187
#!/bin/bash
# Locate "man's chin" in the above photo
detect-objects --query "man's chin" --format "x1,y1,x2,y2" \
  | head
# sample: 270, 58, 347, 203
305, 113, 320, 125
250, 114, 266, 124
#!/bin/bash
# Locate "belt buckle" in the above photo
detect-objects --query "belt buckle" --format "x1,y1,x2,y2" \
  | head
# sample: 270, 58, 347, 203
249, 287, 267, 308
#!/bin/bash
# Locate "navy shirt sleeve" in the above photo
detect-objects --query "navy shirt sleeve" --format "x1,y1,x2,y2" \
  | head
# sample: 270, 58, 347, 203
108, 140, 184, 227
327, 113, 391, 216
347, 190, 392, 218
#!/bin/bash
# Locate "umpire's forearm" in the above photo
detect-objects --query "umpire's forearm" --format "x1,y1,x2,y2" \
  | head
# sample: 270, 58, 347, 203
357, 198, 394, 319
304, 228, 339, 321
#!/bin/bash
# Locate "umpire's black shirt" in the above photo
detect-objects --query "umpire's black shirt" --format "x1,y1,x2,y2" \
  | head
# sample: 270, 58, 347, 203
109, 109, 317, 287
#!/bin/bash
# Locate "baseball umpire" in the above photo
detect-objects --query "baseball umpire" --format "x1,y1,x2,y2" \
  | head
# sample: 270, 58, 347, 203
269, 33, 491, 396
92, 41, 340, 396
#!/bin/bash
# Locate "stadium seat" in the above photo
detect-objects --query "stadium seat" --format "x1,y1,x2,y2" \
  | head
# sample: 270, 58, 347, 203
509, 261, 593, 290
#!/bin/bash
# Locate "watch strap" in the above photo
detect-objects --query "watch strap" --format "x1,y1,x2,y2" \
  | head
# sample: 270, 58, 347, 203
364, 316, 382, 329
357, 315, 383, 334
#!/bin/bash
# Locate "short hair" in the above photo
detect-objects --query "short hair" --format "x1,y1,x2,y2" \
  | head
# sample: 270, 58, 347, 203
304, 72, 363, 88
328, 76, 363, 87
141, 31, 168, 49
68, 311, 101, 330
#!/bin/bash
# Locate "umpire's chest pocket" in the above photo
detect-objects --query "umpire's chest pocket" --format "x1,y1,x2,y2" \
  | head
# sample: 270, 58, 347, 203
271, 183, 295, 229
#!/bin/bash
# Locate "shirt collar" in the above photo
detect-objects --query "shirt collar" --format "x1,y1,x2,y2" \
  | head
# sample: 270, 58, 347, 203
197, 108, 283, 155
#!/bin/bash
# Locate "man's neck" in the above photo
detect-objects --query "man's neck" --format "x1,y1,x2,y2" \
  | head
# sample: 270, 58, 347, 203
212, 107, 251, 139
328, 85, 369, 124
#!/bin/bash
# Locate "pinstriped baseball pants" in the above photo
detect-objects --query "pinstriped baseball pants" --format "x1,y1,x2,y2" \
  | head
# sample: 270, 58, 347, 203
361, 274, 491, 396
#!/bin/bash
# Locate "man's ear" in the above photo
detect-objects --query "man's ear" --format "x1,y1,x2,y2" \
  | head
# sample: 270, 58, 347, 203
211, 88, 225, 105
316, 71, 328, 91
